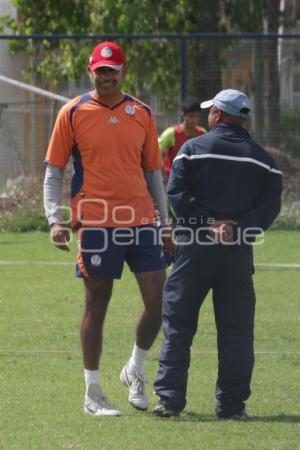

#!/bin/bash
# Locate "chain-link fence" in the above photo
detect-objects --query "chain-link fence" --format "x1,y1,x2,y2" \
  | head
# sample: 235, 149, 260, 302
0, 33, 299, 227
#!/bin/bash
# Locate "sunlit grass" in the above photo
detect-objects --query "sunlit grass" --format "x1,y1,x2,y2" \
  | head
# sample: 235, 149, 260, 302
0, 231, 299, 449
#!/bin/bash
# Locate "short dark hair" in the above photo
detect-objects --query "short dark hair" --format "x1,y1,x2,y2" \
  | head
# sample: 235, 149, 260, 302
181, 99, 201, 114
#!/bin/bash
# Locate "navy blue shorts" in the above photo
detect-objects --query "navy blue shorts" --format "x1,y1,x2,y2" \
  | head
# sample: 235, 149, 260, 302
76, 226, 167, 279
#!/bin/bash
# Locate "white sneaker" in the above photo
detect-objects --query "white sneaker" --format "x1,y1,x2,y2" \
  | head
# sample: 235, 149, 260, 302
84, 384, 122, 416
120, 363, 149, 410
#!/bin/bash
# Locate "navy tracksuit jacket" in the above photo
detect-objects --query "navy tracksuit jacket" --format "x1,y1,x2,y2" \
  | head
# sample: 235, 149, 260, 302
154, 123, 282, 417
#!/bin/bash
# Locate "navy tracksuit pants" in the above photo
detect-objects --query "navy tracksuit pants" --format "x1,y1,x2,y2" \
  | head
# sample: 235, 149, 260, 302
154, 236, 256, 417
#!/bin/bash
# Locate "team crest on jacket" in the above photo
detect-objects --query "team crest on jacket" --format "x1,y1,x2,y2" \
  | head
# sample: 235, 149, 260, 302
125, 105, 135, 116
91, 255, 101, 266
100, 47, 113, 58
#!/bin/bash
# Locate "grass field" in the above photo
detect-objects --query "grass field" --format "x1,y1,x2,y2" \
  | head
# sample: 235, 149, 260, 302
0, 230, 300, 450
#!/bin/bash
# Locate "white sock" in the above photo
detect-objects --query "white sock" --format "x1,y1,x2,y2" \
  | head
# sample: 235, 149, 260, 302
84, 369, 100, 394
128, 343, 148, 373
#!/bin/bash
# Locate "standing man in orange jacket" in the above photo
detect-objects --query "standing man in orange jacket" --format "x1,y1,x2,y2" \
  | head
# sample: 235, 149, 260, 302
44, 41, 173, 417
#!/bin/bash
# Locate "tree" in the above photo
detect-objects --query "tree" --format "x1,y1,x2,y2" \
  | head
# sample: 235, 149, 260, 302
0, 0, 290, 137
0, 0, 92, 85
88, 0, 226, 108
224, 0, 266, 142
265, 0, 281, 148
224, 0, 285, 148
0, 0, 226, 110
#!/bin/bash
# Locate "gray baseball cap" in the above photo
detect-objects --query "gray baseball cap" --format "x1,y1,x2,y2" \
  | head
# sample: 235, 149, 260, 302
200, 89, 250, 118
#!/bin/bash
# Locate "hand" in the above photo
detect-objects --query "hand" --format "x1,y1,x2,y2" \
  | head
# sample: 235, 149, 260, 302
50, 223, 71, 252
208, 220, 235, 243
160, 226, 176, 254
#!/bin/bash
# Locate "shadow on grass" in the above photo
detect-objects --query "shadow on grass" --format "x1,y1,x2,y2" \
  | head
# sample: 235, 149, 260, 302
248, 415, 300, 423
152, 411, 300, 423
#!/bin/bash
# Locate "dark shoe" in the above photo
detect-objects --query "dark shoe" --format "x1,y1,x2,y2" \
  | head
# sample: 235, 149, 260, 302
153, 401, 180, 418
217, 408, 251, 421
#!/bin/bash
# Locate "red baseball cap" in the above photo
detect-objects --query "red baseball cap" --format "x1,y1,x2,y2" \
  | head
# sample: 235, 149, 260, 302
88, 41, 126, 71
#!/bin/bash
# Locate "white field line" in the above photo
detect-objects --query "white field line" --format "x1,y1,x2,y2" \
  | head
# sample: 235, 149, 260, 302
0, 349, 299, 355
255, 263, 300, 269
0, 260, 73, 266
0, 349, 79, 353
0, 260, 300, 269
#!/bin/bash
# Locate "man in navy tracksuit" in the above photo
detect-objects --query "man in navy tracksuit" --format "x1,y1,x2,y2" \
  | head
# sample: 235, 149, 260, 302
153, 89, 282, 419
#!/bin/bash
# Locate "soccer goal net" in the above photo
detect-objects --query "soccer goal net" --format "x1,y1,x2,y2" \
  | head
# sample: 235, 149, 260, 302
0, 74, 69, 188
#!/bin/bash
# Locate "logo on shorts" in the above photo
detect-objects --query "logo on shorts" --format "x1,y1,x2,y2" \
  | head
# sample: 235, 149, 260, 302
91, 255, 102, 266
100, 47, 113, 58
125, 105, 135, 116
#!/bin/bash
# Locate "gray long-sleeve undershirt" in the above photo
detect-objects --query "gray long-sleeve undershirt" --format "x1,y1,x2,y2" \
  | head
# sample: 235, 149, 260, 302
144, 169, 168, 226
43, 164, 168, 226
43, 165, 64, 226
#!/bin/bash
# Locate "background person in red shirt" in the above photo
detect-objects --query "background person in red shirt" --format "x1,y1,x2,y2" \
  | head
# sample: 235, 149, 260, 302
158, 100, 206, 182
44, 41, 173, 417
